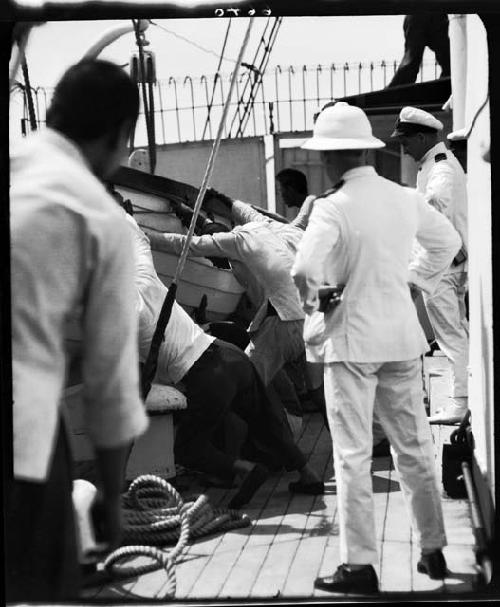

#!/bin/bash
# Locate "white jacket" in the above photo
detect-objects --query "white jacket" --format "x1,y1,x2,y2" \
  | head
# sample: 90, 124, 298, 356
417, 142, 468, 270
291, 166, 461, 363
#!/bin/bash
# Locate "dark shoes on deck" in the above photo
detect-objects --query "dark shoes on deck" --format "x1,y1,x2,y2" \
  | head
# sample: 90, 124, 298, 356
314, 564, 379, 594
417, 549, 448, 579
228, 464, 269, 510
314, 550, 447, 594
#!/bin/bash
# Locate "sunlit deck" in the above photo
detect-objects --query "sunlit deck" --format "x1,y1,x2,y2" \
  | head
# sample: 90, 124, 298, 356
82, 354, 478, 601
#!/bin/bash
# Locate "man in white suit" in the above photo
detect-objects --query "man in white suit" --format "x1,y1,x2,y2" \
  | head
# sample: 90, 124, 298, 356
391, 106, 469, 425
291, 102, 461, 594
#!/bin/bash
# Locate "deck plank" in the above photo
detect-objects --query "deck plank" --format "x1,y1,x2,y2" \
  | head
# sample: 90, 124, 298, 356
85, 356, 477, 601
378, 464, 413, 592
253, 419, 334, 599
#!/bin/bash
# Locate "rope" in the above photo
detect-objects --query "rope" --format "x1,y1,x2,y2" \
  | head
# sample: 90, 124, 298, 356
173, 17, 255, 284
201, 18, 233, 141
132, 19, 156, 175
103, 475, 250, 598
149, 20, 239, 66
21, 59, 37, 132
139, 17, 255, 400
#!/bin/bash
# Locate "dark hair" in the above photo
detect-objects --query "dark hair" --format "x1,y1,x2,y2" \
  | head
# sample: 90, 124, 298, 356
276, 168, 308, 195
46, 59, 139, 143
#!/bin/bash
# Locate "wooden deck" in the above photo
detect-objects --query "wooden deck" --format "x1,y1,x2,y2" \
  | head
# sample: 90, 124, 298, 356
82, 354, 478, 601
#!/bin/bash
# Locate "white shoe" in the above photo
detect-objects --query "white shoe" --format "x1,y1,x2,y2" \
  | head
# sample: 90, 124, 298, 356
428, 398, 468, 425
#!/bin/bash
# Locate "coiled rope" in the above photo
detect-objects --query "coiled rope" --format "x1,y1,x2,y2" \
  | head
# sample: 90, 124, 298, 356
103, 475, 250, 598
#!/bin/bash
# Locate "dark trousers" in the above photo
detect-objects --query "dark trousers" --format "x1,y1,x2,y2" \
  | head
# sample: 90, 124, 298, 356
175, 339, 307, 481
388, 14, 451, 87
5, 419, 81, 602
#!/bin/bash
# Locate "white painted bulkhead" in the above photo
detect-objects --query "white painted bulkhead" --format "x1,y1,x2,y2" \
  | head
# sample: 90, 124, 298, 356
453, 15, 494, 497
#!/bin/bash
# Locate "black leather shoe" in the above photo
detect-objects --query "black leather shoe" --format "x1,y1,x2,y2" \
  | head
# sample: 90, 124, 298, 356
417, 549, 447, 579
314, 564, 379, 594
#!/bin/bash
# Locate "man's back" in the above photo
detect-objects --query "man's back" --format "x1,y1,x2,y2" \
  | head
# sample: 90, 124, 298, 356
11, 128, 145, 481
294, 166, 461, 363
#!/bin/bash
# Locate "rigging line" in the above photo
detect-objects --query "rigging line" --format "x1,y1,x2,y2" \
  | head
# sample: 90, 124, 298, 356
140, 19, 255, 400
240, 18, 282, 136
227, 17, 270, 134
236, 18, 281, 137
229, 17, 271, 131
21, 58, 37, 131
149, 19, 238, 65
227, 17, 272, 136
235, 17, 282, 137
230, 16, 279, 137
133, 19, 156, 175
202, 18, 232, 141
174, 18, 254, 284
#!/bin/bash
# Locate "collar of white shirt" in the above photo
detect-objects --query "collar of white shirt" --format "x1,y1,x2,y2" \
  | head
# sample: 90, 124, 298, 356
418, 141, 447, 168
341, 165, 377, 182
38, 128, 92, 173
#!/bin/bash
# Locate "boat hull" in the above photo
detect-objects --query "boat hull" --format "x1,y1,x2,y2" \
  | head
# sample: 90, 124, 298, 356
115, 180, 245, 321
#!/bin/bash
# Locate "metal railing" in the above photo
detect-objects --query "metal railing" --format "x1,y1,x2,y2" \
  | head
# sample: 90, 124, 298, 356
11, 58, 440, 144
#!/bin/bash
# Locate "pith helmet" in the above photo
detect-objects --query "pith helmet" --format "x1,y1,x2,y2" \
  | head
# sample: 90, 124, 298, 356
302, 102, 385, 150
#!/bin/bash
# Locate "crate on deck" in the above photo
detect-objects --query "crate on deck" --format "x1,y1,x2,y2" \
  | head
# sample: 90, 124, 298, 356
62, 382, 187, 481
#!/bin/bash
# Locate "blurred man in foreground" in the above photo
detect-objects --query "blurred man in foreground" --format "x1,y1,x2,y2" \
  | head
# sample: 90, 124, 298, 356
7, 60, 148, 601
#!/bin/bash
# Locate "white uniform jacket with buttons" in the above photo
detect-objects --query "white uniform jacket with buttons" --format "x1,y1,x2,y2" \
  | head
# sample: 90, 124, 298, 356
291, 166, 462, 363
417, 141, 468, 270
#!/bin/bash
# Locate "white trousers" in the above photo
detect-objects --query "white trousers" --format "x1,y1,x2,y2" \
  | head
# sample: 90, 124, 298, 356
324, 359, 447, 565
423, 271, 469, 398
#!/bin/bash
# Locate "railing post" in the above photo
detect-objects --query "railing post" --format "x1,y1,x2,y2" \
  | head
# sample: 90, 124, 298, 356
274, 65, 282, 133
343, 62, 349, 96
288, 65, 295, 132
168, 76, 181, 142
302, 65, 308, 131
316, 64, 322, 110
200, 75, 212, 140
157, 81, 167, 145
183, 75, 196, 141
269, 101, 274, 134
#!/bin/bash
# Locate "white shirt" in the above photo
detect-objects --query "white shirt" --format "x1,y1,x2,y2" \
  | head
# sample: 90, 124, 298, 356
291, 166, 462, 363
10, 129, 148, 481
156, 201, 305, 333
417, 141, 468, 271
125, 215, 214, 385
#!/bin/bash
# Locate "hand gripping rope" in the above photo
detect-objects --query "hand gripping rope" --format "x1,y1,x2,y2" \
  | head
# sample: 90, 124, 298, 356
103, 475, 250, 598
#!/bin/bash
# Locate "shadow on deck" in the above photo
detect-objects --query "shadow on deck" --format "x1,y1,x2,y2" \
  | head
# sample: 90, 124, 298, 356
82, 354, 480, 602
